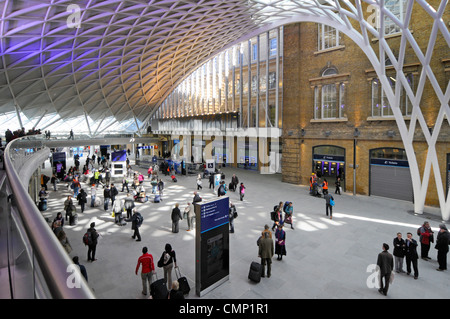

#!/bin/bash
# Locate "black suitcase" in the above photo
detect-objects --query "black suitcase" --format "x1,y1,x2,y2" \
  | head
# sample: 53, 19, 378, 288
150, 274, 168, 299
175, 267, 190, 295
248, 261, 262, 283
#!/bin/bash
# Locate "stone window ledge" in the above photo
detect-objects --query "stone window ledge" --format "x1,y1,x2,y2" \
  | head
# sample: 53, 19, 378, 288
366, 116, 411, 121
310, 118, 348, 123
313, 45, 346, 56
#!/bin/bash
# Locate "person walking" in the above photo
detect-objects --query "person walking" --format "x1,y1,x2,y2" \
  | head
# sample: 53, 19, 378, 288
135, 246, 155, 296
112, 197, 124, 224
393, 232, 406, 273
159, 243, 177, 290
435, 224, 450, 271
272, 202, 283, 232
229, 202, 237, 233
231, 174, 239, 192
418, 221, 434, 260
239, 182, 245, 201
324, 192, 334, 219
209, 173, 214, 189
335, 177, 341, 195
376, 243, 394, 296
126, 210, 143, 242
322, 178, 329, 195
110, 183, 118, 206
121, 175, 129, 193
77, 188, 87, 213
404, 232, 419, 279
124, 193, 135, 219
51, 174, 58, 191
274, 223, 286, 261
90, 184, 96, 207
184, 202, 195, 231
196, 174, 203, 190
284, 202, 294, 230
158, 179, 164, 200
171, 203, 183, 233
64, 195, 77, 225
86, 222, 99, 262
258, 231, 274, 278
103, 185, 111, 211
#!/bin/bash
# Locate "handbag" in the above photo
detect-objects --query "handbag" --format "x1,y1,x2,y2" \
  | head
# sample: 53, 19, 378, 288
389, 271, 395, 284
330, 198, 335, 207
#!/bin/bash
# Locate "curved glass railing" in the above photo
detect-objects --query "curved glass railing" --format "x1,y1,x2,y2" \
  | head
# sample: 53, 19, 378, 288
2, 135, 95, 299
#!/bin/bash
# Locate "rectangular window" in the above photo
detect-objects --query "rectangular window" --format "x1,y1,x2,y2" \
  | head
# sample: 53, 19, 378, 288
322, 84, 337, 119
269, 38, 277, 56
252, 43, 258, 61
268, 71, 276, 90
314, 86, 320, 119
318, 24, 340, 51
339, 83, 345, 118
384, 0, 407, 35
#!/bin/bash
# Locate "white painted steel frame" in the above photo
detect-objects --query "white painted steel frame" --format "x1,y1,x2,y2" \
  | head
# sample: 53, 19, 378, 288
0, 0, 448, 219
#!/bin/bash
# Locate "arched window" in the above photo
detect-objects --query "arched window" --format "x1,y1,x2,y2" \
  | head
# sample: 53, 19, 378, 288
311, 67, 347, 120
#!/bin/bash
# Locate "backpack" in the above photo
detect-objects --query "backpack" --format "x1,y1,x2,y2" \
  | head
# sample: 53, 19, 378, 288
283, 201, 290, 212
135, 213, 143, 227
270, 211, 276, 221
83, 231, 92, 245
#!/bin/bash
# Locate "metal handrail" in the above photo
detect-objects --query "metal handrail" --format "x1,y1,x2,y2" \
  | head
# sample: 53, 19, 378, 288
3, 135, 95, 299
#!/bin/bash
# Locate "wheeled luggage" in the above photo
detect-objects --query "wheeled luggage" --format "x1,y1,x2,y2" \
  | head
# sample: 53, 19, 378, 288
175, 266, 190, 295
171, 175, 177, 182
150, 273, 168, 299
154, 194, 161, 203
248, 261, 262, 283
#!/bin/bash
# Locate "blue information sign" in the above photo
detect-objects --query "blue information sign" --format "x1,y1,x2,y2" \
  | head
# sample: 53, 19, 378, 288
198, 197, 229, 233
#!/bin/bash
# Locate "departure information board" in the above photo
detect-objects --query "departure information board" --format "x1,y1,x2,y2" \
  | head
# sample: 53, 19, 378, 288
199, 196, 229, 233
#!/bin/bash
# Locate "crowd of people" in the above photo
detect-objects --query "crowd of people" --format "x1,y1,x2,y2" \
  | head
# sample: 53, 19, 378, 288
4, 127, 44, 144
376, 221, 450, 296
44, 151, 251, 298
40, 149, 450, 299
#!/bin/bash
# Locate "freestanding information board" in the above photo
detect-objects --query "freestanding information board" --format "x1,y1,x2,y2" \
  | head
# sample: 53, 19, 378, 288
195, 196, 229, 297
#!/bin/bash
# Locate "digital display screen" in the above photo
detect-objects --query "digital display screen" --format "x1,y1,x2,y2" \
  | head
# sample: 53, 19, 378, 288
198, 196, 229, 233
111, 150, 127, 162
195, 196, 230, 296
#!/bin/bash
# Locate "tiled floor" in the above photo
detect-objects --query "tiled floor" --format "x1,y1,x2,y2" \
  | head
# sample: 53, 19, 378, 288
41, 156, 450, 299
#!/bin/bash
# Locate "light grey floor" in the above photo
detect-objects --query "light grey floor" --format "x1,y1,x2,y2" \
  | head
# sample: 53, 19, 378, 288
41, 156, 450, 299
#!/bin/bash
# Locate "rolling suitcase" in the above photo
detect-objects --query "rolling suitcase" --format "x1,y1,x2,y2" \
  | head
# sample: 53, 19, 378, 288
150, 273, 168, 299
154, 194, 161, 203
248, 261, 262, 283
175, 266, 190, 295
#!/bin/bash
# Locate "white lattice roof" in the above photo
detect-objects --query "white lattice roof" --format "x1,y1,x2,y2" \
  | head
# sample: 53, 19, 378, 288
0, 0, 448, 135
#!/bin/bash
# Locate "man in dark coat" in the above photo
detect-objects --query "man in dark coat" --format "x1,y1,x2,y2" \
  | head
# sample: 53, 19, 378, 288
435, 224, 450, 271
125, 210, 142, 241
404, 232, 419, 279
377, 243, 393, 296
231, 174, 239, 191
258, 232, 274, 278
86, 222, 99, 262
171, 203, 183, 233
